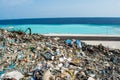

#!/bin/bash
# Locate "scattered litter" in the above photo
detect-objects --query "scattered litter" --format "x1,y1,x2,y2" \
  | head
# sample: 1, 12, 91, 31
0, 29, 120, 80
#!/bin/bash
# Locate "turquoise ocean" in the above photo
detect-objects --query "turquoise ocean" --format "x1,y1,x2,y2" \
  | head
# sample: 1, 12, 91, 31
0, 24, 120, 35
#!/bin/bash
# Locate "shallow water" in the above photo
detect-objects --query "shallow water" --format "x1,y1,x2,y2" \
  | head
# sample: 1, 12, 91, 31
0, 24, 120, 35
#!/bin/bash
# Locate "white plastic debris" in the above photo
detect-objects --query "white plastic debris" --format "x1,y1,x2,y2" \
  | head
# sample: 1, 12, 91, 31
53, 37, 60, 41
58, 63, 63, 68
89, 73, 95, 77
88, 77, 95, 80
51, 56, 54, 60
37, 46, 41, 50
56, 49, 60, 55
36, 63, 42, 70
104, 61, 110, 67
2, 70, 24, 80
59, 57, 64, 62
4, 30, 7, 33
67, 57, 72, 62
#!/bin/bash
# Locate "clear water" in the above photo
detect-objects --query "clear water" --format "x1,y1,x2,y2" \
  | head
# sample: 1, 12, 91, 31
0, 24, 120, 35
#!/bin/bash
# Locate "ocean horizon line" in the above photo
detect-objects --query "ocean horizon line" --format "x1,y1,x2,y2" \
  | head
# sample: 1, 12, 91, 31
1, 17, 120, 25
1, 17, 120, 20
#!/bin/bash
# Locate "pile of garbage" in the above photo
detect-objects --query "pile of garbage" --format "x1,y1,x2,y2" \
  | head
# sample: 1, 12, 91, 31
0, 29, 120, 80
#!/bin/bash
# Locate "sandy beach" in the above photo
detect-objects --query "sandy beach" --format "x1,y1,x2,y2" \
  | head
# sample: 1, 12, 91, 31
83, 41, 120, 49
44, 34, 120, 49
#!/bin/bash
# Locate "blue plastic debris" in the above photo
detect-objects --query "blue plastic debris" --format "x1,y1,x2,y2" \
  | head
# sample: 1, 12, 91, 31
66, 39, 72, 46
76, 40, 82, 48
30, 77, 34, 80
8, 63, 16, 69
0, 70, 5, 76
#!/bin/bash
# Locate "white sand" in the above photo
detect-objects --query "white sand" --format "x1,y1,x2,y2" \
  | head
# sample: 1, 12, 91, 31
82, 41, 120, 49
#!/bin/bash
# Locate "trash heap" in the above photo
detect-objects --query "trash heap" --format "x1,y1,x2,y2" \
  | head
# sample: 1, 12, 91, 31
0, 29, 120, 80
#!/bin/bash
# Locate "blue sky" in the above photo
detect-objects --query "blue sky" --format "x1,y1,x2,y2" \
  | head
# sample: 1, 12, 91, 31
0, 0, 120, 19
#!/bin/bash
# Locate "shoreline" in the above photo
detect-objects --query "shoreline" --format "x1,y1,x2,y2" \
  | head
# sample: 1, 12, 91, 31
43, 34, 120, 41
44, 34, 120, 37
82, 41, 120, 49
44, 34, 120, 49
44, 34, 120, 41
